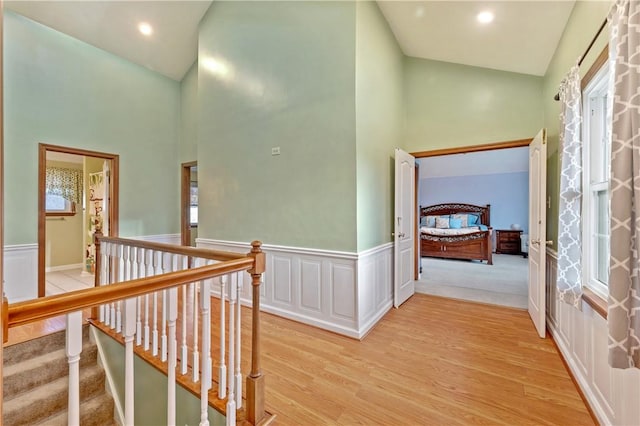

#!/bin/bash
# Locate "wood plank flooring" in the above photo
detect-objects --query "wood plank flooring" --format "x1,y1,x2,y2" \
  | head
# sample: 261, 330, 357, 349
257, 294, 594, 425
4, 293, 594, 425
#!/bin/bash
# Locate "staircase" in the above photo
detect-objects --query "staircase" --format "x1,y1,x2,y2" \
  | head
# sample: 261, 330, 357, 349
3, 325, 116, 426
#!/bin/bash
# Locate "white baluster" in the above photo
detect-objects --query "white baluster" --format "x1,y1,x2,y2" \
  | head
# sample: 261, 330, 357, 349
109, 244, 117, 329
144, 249, 153, 351
161, 253, 172, 362
235, 272, 243, 409
66, 311, 83, 426
123, 298, 137, 426
134, 247, 143, 346
98, 241, 109, 323
191, 279, 199, 383
226, 273, 236, 425
199, 273, 211, 426
116, 245, 126, 334
181, 257, 189, 375
167, 287, 178, 426
218, 275, 227, 399
152, 251, 160, 357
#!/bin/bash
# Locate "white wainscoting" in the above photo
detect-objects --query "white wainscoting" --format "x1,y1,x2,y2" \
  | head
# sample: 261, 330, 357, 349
546, 249, 640, 426
197, 239, 393, 339
130, 233, 181, 245
4, 244, 38, 303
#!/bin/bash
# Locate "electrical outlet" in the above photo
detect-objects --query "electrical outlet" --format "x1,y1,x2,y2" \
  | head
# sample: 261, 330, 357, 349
271, 147, 281, 156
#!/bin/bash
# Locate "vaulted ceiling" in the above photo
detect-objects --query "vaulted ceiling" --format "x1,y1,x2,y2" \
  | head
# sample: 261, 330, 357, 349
5, 1, 576, 81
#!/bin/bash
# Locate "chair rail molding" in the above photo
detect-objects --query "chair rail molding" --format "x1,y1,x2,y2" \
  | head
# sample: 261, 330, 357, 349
197, 239, 393, 339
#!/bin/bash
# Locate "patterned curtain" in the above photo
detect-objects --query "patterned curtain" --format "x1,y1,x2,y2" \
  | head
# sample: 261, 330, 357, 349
557, 64, 583, 308
45, 167, 83, 204
608, 0, 640, 369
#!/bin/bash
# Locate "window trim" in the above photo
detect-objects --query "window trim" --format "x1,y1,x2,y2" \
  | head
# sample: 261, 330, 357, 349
581, 49, 611, 302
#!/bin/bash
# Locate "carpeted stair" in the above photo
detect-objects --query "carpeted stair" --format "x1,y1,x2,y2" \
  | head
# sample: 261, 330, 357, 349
3, 325, 116, 426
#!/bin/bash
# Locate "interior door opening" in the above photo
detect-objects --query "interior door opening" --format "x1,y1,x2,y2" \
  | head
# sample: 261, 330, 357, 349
38, 144, 119, 298
411, 137, 541, 316
181, 162, 198, 247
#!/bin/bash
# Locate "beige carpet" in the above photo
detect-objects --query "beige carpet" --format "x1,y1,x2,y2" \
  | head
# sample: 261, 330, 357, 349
416, 254, 528, 309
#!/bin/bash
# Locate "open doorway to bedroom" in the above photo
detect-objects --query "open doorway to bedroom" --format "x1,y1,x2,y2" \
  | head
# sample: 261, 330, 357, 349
413, 141, 530, 309
38, 144, 119, 298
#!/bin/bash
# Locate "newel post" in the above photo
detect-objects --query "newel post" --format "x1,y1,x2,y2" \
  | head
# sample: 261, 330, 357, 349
91, 230, 103, 320
246, 240, 266, 425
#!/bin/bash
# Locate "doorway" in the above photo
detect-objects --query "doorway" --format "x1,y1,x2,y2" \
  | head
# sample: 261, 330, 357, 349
38, 144, 119, 297
181, 162, 198, 247
412, 139, 532, 309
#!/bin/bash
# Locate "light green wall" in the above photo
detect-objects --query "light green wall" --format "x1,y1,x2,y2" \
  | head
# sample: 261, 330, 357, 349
180, 62, 198, 163
45, 160, 83, 267
403, 57, 544, 152
94, 328, 224, 425
542, 0, 611, 249
197, 1, 358, 251
4, 11, 181, 245
355, 1, 403, 251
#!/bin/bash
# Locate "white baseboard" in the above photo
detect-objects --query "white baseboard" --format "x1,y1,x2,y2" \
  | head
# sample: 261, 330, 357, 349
198, 238, 393, 339
4, 244, 38, 302
46, 263, 84, 273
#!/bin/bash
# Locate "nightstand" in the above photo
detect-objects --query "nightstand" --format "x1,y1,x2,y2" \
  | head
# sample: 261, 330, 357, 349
495, 230, 523, 255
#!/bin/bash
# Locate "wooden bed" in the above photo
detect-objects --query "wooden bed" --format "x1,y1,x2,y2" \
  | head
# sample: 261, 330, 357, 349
419, 203, 493, 265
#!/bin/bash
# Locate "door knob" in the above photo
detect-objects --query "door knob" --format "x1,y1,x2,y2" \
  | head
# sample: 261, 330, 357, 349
398, 233, 405, 238
545, 240, 553, 246
531, 239, 540, 245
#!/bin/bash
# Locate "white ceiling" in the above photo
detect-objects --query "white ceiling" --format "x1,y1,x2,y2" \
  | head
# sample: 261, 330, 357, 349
418, 147, 529, 179
378, 1, 576, 76
5, 1, 212, 81
5, 1, 575, 81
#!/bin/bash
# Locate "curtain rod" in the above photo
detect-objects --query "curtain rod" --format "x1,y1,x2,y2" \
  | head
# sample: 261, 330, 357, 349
553, 18, 608, 101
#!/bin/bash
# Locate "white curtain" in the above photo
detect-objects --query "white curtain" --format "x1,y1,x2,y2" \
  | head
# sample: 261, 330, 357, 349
607, 0, 640, 369
557, 64, 584, 308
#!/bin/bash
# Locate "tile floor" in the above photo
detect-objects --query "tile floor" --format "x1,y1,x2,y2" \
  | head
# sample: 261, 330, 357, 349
45, 268, 94, 296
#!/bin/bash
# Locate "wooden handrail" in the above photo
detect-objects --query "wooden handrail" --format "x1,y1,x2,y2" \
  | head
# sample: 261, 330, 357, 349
7, 258, 253, 328
97, 235, 247, 262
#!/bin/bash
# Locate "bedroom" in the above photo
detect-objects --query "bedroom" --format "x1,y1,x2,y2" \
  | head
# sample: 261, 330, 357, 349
415, 146, 530, 309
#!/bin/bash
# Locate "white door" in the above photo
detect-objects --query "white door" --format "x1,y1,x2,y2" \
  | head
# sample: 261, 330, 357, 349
528, 129, 547, 338
394, 148, 415, 308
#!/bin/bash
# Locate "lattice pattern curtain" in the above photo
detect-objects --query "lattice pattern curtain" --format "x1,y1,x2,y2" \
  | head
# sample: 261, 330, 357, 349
45, 167, 83, 204
557, 64, 584, 308
608, 0, 640, 369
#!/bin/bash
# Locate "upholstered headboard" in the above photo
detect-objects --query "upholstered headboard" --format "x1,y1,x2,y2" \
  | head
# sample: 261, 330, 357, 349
419, 203, 491, 226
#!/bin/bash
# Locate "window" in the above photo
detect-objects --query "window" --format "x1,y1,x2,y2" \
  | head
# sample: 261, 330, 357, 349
45, 193, 76, 215
190, 181, 198, 226
582, 62, 611, 298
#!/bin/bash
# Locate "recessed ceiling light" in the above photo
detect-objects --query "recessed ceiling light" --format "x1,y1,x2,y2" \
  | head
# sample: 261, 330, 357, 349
138, 22, 153, 36
477, 11, 494, 24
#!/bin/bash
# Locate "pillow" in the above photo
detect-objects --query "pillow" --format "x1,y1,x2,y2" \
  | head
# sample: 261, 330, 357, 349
449, 218, 463, 229
451, 214, 468, 228
420, 216, 427, 227
426, 215, 437, 227
468, 214, 480, 225
435, 217, 450, 229
478, 224, 489, 231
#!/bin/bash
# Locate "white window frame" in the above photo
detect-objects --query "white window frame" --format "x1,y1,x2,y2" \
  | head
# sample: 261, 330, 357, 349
581, 62, 611, 300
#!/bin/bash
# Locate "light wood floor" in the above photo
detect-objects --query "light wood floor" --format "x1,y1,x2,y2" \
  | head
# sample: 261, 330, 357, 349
5, 294, 594, 425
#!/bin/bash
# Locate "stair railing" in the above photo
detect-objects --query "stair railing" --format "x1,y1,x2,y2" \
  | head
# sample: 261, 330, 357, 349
3, 235, 266, 426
